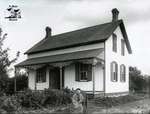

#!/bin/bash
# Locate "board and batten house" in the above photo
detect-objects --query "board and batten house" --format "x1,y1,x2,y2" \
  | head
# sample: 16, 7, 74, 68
15, 8, 132, 97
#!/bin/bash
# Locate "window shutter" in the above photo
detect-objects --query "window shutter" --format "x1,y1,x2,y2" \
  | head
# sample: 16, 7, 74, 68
36, 70, 39, 83
75, 63, 80, 81
110, 62, 113, 81
113, 33, 117, 52
115, 63, 118, 81
120, 65, 122, 82
43, 69, 46, 82
87, 64, 92, 81
124, 65, 126, 82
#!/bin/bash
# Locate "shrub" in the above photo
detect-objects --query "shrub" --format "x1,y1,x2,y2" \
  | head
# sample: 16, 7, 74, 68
16, 88, 72, 108
0, 95, 20, 113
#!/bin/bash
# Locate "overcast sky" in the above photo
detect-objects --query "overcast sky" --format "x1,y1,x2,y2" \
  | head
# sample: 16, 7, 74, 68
0, 0, 150, 76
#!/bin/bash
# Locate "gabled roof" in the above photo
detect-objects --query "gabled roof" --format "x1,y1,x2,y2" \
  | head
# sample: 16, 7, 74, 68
25, 19, 132, 54
16, 49, 103, 67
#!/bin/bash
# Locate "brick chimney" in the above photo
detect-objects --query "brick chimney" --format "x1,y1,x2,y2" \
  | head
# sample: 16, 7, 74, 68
112, 8, 119, 22
45, 26, 51, 38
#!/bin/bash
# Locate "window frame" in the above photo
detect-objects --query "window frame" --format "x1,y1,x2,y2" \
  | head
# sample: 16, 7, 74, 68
36, 67, 46, 83
79, 63, 89, 81
75, 63, 92, 82
112, 33, 117, 52
111, 61, 118, 82
120, 64, 126, 82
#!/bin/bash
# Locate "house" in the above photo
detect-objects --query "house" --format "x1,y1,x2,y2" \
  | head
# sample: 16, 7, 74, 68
15, 8, 132, 97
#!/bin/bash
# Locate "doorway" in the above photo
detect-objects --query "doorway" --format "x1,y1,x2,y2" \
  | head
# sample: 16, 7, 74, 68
49, 68, 60, 89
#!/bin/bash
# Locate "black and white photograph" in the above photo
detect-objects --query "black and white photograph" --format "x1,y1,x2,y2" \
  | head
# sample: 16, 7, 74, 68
0, 0, 150, 113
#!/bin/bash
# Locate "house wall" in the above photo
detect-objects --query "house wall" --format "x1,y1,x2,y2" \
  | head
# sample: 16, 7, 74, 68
28, 68, 49, 90
105, 26, 130, 94
28, 43, 104, 59
28, 58, 104, 91
64, 63, 104, 92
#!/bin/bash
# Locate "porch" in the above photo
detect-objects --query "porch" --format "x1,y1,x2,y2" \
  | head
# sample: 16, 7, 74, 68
15, 49, 104, 94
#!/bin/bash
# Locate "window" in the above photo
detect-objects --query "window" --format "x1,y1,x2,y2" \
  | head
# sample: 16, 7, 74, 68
120, 64, 126, 82
75, 63, 92, 81
121, 39, 125, 56
111, 61, 118, 82
36, 67, 46, 83
112, 33, 117, 52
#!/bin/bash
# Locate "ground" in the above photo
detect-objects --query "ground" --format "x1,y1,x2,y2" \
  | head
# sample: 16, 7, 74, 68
2, 93, 150, 113
55, 94, 150, 114
87, 98, 150, 113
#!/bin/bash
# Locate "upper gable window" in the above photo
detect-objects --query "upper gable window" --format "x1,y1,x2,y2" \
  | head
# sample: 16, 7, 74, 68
121, 39, 125, 56
112, 33, 117, 52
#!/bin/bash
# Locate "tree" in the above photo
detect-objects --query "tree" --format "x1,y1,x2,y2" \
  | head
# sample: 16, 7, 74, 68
0, 28, 19, 93
7, 73, 28, 95
129, 66, 147, 92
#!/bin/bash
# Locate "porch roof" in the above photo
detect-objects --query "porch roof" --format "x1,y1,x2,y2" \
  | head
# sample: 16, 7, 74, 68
15, 49, 104, 67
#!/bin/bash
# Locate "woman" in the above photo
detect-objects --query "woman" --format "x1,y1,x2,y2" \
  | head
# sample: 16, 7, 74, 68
71, 88, 84, 113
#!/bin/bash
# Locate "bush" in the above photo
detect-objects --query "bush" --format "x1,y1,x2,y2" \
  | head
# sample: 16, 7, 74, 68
0, 95, 20, 113
16, 88, 72, 108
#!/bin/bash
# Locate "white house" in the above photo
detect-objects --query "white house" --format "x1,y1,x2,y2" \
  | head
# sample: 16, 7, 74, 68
16, 8, 132, 97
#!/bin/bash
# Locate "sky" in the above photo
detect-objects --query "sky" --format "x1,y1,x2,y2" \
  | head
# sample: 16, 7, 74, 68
0, 0, 150, 76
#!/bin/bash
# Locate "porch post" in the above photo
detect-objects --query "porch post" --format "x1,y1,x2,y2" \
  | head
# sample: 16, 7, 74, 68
92, 65, 95, 95
92, 59, 97, 95
60, 66, 63, 89
14, 67, 17, 93
35, 70, 37, 90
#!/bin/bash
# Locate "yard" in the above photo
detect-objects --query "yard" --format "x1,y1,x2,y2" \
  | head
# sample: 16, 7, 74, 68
0, 90, 150, 114
55, 93, 150, 114
87, 94, 150, 113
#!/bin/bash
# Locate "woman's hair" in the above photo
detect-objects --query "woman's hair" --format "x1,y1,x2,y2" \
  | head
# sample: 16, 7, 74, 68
76, 88, 81, 91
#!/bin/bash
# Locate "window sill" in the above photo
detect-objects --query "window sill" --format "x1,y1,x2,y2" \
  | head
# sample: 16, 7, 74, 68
111, 80, 117, 82
36, 81, 46, 83
120, 81, 126, 83
79, 80, 89, 82
113, 51, 117, 53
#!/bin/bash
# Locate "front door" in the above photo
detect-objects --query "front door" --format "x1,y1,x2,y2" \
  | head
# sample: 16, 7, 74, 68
49, 68, 60, 89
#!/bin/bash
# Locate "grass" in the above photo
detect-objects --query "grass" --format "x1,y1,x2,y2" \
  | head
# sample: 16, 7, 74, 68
94, 93, 146, 108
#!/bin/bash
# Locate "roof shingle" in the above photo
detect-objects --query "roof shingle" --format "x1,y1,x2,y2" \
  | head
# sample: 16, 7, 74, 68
16, 49, 103, 67
25, 20, 122, 54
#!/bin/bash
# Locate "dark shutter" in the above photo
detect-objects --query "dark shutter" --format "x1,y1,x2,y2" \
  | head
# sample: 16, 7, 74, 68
124, 66, 126, 82
42, 69, 46, 82
75, 63, 80, 81
87, 64, 92, 81
113, 33, 117, 52
110, 62, 113, 81
36, 70, 38, 83
115, 63, 118, 81
121, 39, 125, 56
120, 65, 122, 82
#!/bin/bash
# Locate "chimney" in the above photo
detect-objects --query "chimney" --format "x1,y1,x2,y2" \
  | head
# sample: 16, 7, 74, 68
112, 8, 119, 22
45, 26, 51, 38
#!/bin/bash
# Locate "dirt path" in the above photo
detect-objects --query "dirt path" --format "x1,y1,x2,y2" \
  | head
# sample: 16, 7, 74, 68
87, 98, 150, 113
